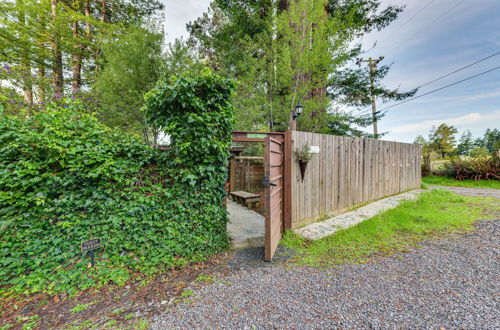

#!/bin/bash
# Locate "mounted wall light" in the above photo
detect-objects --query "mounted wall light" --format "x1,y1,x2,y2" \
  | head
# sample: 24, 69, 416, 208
293, 101, 303, 120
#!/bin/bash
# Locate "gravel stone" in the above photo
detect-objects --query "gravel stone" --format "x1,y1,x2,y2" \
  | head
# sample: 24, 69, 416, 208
152, 219, 499, 329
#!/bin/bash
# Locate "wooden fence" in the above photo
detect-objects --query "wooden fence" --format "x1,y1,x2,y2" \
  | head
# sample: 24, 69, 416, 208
291, 131, 422, 228
230, 156, 264, 193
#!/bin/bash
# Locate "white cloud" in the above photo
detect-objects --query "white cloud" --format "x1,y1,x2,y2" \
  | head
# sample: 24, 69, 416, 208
385, 110, 500, 142
162, 0, 212, 43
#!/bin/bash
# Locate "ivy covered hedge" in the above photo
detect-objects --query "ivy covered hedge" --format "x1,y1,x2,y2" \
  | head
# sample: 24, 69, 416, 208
0, 71, 234, 294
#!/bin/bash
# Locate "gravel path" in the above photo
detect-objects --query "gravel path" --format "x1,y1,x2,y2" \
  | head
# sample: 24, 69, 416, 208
429, 185, 500, 199
152, 219, 499, 329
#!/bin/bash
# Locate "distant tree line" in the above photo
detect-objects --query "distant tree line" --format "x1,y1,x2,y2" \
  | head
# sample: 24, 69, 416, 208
414, 124, 500, 158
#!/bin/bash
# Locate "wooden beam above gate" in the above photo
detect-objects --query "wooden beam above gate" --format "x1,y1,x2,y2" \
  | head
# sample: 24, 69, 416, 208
232, 131, 285, 143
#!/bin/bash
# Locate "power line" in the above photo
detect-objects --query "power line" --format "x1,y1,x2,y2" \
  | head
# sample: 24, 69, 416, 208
389, 0, 466, 55
416, 50, 500, 88
355, 50, 500, 116
379, 65, 500, 112
370, 0, 437, 53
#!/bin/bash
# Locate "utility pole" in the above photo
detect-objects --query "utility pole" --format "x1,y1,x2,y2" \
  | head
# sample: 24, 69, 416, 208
357, 56, 384, 139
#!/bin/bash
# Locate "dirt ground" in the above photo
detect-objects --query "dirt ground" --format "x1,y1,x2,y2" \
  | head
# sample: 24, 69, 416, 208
0, 253, 235, 329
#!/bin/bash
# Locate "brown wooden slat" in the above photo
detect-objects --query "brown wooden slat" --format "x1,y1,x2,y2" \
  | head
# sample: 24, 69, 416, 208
290, 131, 421, 229
264, 135, 284, 262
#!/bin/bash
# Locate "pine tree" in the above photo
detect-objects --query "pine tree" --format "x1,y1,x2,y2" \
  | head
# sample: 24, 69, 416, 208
188, 0, 405, 134
94, 27, 165, 134
482, 128, 500, 153
0, 0, 164, 110
457, 130, 474, 156
428, 124, 458, 158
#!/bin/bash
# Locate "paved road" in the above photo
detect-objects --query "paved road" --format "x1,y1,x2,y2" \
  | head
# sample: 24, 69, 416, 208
152, 219, 499, 329
429, 185, 500, 199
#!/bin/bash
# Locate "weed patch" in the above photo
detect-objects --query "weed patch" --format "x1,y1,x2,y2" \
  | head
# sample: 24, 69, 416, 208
194, 275, 215, 284
70, 303, 91, 314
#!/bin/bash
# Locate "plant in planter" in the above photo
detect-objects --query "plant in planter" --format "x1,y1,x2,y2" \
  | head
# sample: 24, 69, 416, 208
296, 145, 313, 181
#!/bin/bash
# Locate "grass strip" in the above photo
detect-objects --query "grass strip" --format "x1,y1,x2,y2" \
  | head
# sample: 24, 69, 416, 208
281, 189, 499, 267
422, 175, 500, 189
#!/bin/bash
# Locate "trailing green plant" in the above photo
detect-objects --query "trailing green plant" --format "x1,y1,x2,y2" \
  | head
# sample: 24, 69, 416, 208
0, 71, 234, 295
296, 145, 313, 163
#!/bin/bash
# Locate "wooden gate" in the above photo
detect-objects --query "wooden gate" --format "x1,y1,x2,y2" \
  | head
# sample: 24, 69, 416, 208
263, 136, 284, 261
231, 131, 291, 262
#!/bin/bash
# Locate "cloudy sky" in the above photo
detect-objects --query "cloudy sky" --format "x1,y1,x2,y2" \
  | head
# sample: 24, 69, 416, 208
161, 0, 500, 142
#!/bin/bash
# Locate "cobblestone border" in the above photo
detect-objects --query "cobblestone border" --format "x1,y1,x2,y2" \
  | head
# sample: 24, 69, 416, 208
294, 190, 424, 240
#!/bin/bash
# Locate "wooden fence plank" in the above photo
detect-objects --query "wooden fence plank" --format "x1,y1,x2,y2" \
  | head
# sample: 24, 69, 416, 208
290, 131, 422, 228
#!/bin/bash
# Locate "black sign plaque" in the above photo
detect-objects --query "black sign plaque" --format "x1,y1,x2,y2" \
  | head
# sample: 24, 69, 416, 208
81, 239, 101, 252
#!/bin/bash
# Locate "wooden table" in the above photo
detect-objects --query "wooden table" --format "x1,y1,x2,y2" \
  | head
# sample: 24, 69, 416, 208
230, 191, 261, 209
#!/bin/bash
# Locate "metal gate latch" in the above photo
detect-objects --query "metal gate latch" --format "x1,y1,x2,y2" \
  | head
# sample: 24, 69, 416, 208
262, 176, 277, 187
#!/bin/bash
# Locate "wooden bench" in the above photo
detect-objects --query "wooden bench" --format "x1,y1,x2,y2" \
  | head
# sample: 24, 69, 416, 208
230, 191, 261, 209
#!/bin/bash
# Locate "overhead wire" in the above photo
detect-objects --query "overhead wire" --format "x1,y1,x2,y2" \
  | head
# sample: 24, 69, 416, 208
388, 0, 466, 55
415, 50, 500, 88
369, 0, 437, 53
353, 50, 500, 116
379, 65, 500, 112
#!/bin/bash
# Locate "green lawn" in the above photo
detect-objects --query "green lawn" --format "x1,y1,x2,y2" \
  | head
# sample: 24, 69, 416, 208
281, 189, 499, 267
423, 175, 500, 189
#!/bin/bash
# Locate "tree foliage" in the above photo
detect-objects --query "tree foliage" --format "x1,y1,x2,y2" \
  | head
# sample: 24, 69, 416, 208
457, 130, 474, 156
0, 0, 164, 119
328, 64, 416, 109
428, 123, 458, 158
415, 125, 499, 158
93, 27, 165, 134
164, 37, 203, 77
480, 128, 500, 153
0, 71, 234, 294
187, 0, 406, 135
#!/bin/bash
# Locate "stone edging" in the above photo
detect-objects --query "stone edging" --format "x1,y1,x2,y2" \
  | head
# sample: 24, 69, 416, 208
294, 189, 424, 240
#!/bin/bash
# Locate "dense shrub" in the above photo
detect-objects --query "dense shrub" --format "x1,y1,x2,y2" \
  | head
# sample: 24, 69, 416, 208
440, 156, 500, 181
0, 71, 234, 294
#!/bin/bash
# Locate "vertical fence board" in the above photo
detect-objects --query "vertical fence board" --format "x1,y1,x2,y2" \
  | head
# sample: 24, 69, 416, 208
291, 132, 421, 228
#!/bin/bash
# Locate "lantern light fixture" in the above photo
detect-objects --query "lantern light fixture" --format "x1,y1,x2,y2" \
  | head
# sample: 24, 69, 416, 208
293, 101, 303, 119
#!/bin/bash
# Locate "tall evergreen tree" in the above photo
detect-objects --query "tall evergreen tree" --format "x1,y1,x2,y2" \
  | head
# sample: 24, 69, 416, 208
164, 38, 203, 77
482, 128, 500, 153
327, 63, 416, 137
94, 27, 165, 134
187, 0, 405, 134
457, 130, 474, 156
0, 0, 164, 111
428, 123, 458, 158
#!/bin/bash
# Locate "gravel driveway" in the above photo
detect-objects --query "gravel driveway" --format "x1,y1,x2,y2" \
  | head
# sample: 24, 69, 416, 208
152, 219, 499, 329
429, 185, 500, 199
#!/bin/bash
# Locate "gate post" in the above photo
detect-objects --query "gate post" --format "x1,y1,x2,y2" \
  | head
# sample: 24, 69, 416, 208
283, 130, 293, 230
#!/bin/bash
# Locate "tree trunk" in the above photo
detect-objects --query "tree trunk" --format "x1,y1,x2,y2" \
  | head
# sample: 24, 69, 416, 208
84, 0, 91, 39
93, 0, 106, 74
37, 65, 46, 102
423, 154, 432, 176
100, 0, 107, 22
51, 0, 64, 97
17, 0, 34, 105
279, 0, 290, 11
71, 17, 82, 91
